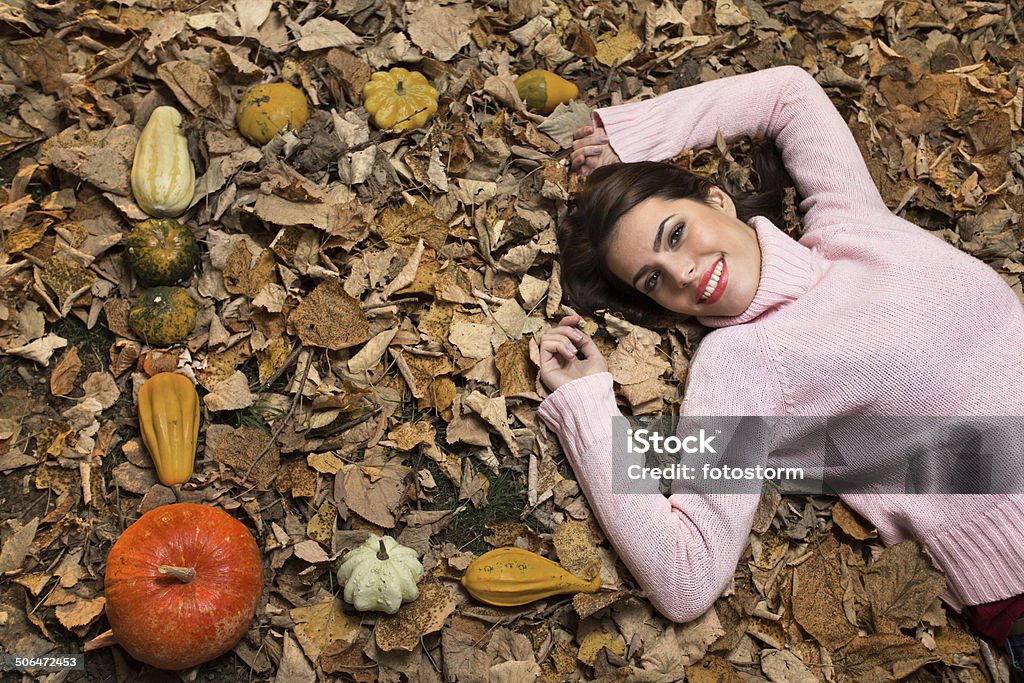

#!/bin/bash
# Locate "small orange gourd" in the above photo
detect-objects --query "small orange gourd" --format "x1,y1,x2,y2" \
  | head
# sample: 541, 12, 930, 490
460, 547, 600, 606
138, 372, 200, 487
363, 68, 439, 131
514, 70, 579, 114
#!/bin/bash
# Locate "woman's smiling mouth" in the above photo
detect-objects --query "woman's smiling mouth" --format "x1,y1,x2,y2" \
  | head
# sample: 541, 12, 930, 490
697, 258, 728, 304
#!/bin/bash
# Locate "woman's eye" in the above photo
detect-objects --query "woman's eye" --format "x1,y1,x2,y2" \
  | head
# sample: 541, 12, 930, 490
645, 272, 659, 291
669, 225, 684, 246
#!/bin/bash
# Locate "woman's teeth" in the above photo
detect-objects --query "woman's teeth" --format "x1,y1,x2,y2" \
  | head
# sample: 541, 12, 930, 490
699, 260, 724, 302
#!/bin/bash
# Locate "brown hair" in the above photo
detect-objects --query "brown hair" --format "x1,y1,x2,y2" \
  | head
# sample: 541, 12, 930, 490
556, 142, 794, 327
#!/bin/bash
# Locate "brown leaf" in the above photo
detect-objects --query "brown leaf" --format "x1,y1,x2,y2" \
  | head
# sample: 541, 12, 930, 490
156, 61, 224, 118
407, 2, 475, 61
552, 519, 601, 578
40, 125, 137, 195
205, 424, 280, 490
289, 279, 370, 350
306, 501, 337, 544
933, 624, 979, 665
39, 257, 95, 314
223, 242, 278, 297
457, 457, 488, 507
112, 461, 158, 494
374, 202, 448, 251
341, 456, 410, 528
388, 420, 437, 452
864, 540, 947, 634
82, 371, 119, 409
55, 596, 106, 634
326, 49, 372, 103
791, 536, 858, 649
577, 629, 624, 667
203, 371, 257, 412
832, 501, 878, 540
595, 27, 641, 66
49, 346, 81, 396
291, 599, 361, 663
760, 649, 817, 682
375, 582, 456, 652
29, 35, 69, 94
573, 590, 626, 620
834, 633, 939, 682
293, 539, 331, 563
687, 654, 744, 683
5, 223, 48, 253
495, 339, 537, 398
276, 458, 318, 498
276, 632, 316, 682
0, 517, 39, 574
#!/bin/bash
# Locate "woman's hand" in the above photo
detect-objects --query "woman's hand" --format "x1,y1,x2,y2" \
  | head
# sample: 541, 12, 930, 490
570, 125, 620, 177
539, 314, 609, 393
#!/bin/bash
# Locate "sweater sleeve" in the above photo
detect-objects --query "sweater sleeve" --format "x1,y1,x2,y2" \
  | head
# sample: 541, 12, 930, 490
536, 355, 783, 623
593, 66, 890, 231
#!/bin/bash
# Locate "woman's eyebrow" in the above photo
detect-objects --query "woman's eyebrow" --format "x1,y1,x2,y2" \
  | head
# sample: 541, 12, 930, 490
631, 215, 675, 287
651, 215, 674, 253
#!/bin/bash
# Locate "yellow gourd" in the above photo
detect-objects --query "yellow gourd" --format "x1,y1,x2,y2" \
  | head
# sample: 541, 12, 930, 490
514, 70, 579, 115
363, 68, 439, 131
131, 106, 195, 218
236, 83, 310, 145
460, 547, 600, 606
137, 372, 200, 487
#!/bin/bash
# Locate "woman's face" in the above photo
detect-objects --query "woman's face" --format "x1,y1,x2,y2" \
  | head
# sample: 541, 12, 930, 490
605, 188, 762, 317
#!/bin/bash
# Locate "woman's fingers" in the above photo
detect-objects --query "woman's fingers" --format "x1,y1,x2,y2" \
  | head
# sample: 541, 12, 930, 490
573, 125, 594, 140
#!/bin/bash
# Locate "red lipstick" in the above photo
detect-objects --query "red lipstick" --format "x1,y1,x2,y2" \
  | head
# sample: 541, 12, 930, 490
696, 258, 728, 305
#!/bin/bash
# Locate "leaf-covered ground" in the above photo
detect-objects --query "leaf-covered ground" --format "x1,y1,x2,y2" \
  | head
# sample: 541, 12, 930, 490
1, 0, 1023, 681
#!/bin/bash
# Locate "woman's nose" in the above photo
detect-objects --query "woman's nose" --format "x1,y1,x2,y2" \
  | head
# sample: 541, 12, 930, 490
675, 262, 697, 288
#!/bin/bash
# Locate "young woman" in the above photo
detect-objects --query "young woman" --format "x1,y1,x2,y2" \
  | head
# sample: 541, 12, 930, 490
535, 66, 1024, 674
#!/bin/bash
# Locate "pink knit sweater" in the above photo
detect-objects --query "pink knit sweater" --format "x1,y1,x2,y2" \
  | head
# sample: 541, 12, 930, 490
537, 66, 1024, 622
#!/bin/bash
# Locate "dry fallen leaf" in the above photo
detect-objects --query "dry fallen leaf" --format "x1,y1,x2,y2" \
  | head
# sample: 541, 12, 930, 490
55, 596, 106, 634
289, 279, 370, 351
340, 456, 411, 528
49, 346, 81, 396
863, 540, 947, 634
0, 517, 40, 575
374, 582, 456, 652
291, 599, 361, 663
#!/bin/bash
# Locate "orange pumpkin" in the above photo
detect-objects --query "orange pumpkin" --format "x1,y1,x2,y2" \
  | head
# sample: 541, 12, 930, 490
104, 503, 264, 670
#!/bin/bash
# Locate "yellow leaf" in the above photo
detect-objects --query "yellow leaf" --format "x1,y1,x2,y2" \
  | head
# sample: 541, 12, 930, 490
291, 599, 361, 661
577, 630, 625, 666
595, 28, 641, 67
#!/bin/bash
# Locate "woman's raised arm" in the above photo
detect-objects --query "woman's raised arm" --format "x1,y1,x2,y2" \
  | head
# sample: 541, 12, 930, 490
537, 370, 773, 623
594, 66, 890, 229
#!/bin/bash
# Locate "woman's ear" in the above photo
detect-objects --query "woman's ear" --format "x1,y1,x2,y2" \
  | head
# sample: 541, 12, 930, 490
706, 186, 737, 217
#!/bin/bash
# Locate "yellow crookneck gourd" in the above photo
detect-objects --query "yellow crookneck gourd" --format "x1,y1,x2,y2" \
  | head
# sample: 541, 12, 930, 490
137, 372, 200, 487
131, 106, 195, 218
460, 547, 601, 606
514, 69, 579, 115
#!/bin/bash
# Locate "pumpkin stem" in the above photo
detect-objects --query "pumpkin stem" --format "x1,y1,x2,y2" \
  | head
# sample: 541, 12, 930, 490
158, 565, 197, 583
395, 80, 406, 96
376, 539, 390, 561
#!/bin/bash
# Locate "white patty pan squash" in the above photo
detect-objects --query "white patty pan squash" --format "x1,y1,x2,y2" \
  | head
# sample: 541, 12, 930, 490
131, 106, 195, 218
337, 535, 423, 614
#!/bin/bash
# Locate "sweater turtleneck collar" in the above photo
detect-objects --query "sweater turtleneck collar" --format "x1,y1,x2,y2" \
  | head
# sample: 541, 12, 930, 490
696, 216, 813, 328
